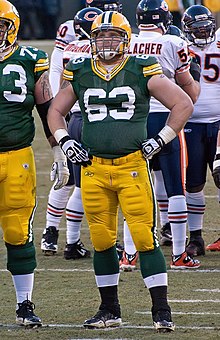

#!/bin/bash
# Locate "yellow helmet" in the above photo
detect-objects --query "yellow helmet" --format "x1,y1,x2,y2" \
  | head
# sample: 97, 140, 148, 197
0, 0, 20, 52
90, 11, 131, 60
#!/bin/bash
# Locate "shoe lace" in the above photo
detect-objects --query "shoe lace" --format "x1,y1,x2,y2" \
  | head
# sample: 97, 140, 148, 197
18, 299, 35, 316
45, 227, 58, 243
94, 309, 115, 321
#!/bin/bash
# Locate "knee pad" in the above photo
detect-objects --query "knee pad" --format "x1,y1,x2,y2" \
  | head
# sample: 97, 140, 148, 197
6, 241, 36, 275
1, 214, 27, 245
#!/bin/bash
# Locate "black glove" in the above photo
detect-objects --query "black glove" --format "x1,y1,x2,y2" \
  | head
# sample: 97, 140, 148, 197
212, 154, 220, 189
141, 135, 165, 160
59, 136, 92, 166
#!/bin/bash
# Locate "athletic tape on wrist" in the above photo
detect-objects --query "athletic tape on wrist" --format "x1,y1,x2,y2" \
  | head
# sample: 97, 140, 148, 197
54, 129, 69, 144
158, 125, 176, 145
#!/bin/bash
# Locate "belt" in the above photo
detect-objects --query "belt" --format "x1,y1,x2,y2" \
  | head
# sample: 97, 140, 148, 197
92, 150, 143, 165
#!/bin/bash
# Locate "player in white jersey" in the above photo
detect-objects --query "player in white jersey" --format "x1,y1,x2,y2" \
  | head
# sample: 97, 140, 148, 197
182, 5, 220, 257
41, 1, 124, 256
119, 0, 201, 270
50, 20, 76, 96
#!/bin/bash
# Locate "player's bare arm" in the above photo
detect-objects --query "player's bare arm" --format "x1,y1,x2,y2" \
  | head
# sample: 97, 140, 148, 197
148, 74, 193, 134
35, 71, 53, 104
47, 80, 77, 136
176, 71, 200, 104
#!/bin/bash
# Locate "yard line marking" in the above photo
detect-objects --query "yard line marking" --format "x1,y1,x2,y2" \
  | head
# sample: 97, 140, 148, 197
168, 299, 220, 303
0, 323, 218, 330
194, 288, 220, 293
136, 311, 220, 315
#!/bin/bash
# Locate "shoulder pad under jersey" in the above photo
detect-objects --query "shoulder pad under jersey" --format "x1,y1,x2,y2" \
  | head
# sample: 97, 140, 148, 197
135, 54, 159, 66
67, 56, 87, 71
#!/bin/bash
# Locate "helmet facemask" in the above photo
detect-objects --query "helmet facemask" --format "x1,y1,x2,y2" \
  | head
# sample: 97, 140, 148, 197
184, 19, 215, 47
0, 18, 15, 52
91, 26, 129, 60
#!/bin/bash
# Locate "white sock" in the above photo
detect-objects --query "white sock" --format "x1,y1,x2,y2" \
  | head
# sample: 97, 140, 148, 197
168, 195, 187, 256
186, 190, 205, 232
45, 185, 73, 230
154, 171, 169, 227
123, 219, 137, 254
66, 187, 84, 244
12, 273, 34, 308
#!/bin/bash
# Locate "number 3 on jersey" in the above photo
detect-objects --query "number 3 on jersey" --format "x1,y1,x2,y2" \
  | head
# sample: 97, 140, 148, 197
84, 86, 135, 122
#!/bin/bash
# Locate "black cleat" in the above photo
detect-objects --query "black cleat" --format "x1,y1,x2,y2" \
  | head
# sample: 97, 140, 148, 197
41, 226, 59, 255
64, 239, 91, 260
83, 309, 122, 329
160, 223, 172, 246
153, 309, 175, 333
16, 299, 42, 328
186, 236, 205, 256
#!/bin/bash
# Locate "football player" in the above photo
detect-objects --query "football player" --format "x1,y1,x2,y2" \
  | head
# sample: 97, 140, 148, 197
61, 7, 102, 260
206, 127, 220, 252
41, 0, 123, 256
120, 0, 201, 270
182, 5, 220, 256
0, 0, 59, 327
47, 11, 194, 333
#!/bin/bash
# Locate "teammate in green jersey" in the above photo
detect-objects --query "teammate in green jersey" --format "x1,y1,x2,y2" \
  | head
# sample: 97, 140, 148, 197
48, 11, 194, 332
0, 0, 67, 327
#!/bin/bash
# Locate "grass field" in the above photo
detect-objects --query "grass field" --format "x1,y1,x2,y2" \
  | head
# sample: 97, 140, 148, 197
0, 41, 219, 340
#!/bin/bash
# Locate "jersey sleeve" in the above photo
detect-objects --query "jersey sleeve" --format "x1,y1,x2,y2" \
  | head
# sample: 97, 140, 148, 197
172, 38, 191, 74
55, 20, 76, 51
63, 57, 86, 82
135, 55, 163, 77
34, 49, 49, 81
49, 48, 64, 96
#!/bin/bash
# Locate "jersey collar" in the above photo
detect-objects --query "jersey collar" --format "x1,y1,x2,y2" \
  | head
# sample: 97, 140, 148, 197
91, 56, 130, 81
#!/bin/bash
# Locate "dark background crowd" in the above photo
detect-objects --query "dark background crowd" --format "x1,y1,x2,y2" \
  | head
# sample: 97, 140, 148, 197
10, 0, 220, 40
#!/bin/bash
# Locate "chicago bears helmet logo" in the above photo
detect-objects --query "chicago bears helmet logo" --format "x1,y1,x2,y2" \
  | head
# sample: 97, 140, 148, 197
84, 10, 100, 21
160, 1, 169, 11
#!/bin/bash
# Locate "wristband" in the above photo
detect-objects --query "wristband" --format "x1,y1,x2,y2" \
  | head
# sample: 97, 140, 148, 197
216, 146, 220, 154
54, 129, 69, 144
158, 125, 177, 145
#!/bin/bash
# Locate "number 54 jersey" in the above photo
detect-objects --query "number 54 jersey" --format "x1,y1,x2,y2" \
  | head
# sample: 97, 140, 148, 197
0, 45, 49, 152
63, 55, 162, 158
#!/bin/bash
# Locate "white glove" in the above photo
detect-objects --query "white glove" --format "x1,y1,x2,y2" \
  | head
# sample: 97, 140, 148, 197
50, 146, 70, 190
141, 136, 165, 160
60, 137, 92, 166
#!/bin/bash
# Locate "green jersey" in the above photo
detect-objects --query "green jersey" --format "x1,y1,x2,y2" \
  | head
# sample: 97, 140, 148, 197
64, 55, 162, 158
0, 45, 49, 152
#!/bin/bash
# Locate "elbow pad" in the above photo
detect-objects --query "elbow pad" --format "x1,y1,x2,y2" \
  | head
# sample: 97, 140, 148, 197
190, 61, 201, 83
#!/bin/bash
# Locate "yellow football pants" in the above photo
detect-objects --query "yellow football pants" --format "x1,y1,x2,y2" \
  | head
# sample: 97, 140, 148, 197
0, 146, 36, 245
81, 150, 158, 252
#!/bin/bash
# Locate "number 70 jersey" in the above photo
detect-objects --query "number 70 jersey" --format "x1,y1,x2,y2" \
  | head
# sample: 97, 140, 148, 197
63, 55, 162, 158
